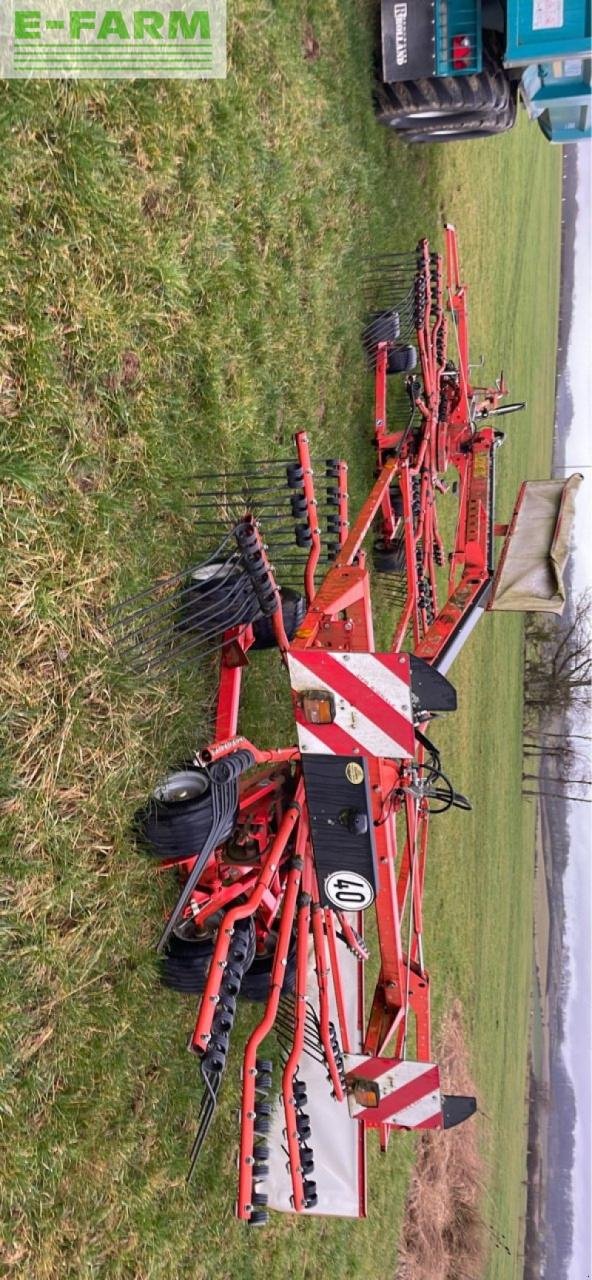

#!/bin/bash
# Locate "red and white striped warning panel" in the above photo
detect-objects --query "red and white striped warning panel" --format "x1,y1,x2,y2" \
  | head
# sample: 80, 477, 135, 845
344, 1055, 442, 1130
287, 650, 414, 759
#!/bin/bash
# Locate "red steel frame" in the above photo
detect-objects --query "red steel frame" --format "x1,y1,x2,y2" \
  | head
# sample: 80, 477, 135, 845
152, 226, 520, 1219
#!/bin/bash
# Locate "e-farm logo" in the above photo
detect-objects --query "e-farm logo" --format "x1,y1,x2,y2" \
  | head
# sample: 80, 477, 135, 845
0, 0, 225, 77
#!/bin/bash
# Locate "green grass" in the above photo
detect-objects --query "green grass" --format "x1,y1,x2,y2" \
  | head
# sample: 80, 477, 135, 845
0, 5, 561, 1276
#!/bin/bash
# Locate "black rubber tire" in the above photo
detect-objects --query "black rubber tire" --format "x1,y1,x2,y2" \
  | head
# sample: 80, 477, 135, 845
401, 96, 517, 143
178, 565, 255, 636
134, 765, 237, 861
241, 938, 297, 1002
362, 308, 401, 349
161, 917, 256, 995
251, 588, 306, 650
389, 485, 404, 518
372, 537, 407, 574
387, 344, 417, 375
374, 47, 514, 134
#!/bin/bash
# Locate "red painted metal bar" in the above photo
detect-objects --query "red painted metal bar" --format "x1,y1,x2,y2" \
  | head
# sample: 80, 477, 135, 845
335, 456, 398, 569
236, 852, 304, 1219
310, 898, 345, 1100
444, 224, 471, 425
336, 459, 349, 548
324, 908, 352, 1054
197, 736, 298, 768
215, 661, 244, 742
281, 852, 313, 1212
295, 431, 322, 605
191, 781, 305, 1051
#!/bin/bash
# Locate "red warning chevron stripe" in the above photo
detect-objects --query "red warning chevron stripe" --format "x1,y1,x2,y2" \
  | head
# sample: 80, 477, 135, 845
345, 1057, 442, 1129
287, 650, 415, 759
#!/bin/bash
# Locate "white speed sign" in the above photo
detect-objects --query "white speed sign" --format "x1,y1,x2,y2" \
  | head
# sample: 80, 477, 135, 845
324, 870, 375, 911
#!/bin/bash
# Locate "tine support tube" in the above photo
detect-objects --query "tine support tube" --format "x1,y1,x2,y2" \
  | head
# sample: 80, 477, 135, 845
295, 432, 322, 605
310, 901, 345, 1101
281, 855, 313, 1214
191, 782, 305, 1052
324, 908, 352, 1055
236, 846, 305, 1220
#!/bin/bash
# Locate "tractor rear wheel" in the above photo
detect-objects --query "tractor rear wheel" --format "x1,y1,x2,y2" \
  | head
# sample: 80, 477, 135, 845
401, 97, 517, 143
374, 48, 515, 140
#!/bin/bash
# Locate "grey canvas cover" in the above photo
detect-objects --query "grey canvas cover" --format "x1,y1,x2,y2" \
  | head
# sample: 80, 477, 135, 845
490, 474, 582, 614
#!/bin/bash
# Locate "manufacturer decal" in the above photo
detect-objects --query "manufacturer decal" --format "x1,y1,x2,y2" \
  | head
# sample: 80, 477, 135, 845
393, 3, 408, 66
345, 761, 365, 785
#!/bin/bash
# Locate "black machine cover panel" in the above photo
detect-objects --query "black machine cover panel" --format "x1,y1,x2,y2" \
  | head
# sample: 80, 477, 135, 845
301, 754, 378, 911
381, 0, 436, 83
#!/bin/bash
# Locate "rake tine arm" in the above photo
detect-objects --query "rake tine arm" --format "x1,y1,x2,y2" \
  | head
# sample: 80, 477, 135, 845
191, 782, 305, 1052
236, 845, 305, 1220
114, 573, 257, 665
108, 534, 237, 620
188, 461, 296, 481
324, 909, 352, 1055
280, 852, 313, 1214
186, 1069, 219, 1182
294, 431, 322, 605
110, 551, 244, 647
310, 899, 345, 1101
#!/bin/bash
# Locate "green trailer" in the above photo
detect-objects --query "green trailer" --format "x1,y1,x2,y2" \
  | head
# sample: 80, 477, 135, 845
376, 0, 591, 141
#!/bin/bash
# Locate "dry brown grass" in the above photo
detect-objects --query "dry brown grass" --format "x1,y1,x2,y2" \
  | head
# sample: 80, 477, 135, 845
396, 1000, 486, 1280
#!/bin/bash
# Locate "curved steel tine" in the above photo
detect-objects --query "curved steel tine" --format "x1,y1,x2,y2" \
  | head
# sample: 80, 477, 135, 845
111, 556, 246, 651
108, 530, 238, 620
115, 573, 258, 665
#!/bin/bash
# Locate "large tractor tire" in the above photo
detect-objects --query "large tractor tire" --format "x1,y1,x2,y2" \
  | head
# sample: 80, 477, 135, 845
401, 97, 517, 143
374, 48, 516, 140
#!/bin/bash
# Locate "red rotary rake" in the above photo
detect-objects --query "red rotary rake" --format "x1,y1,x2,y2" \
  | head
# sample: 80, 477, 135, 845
110, 225, 578, 1222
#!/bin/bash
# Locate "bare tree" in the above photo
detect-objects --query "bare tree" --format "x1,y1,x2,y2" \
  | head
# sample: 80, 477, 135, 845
524, 588, 592, 715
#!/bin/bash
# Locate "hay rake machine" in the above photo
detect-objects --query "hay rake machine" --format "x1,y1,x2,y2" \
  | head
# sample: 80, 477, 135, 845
110, 225, 579, 1222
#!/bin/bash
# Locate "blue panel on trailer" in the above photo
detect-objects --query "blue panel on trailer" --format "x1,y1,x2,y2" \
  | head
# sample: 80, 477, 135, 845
504, 0, 591, 64
435, 0, 482, 74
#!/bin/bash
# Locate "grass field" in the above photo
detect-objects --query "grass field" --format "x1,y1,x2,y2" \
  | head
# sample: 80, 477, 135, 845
0, 4, 562, 1276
